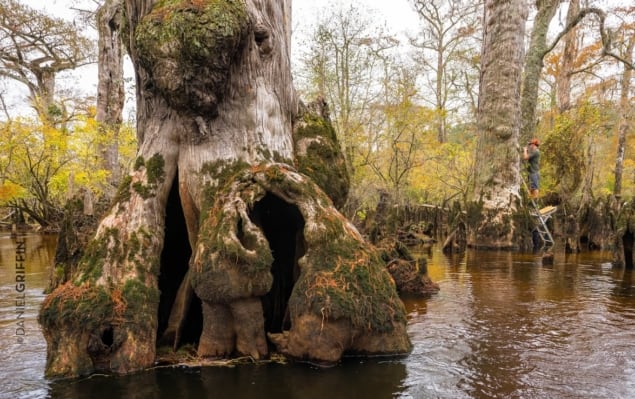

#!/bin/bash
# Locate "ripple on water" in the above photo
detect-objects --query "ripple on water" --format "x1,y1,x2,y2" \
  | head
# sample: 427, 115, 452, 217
401, 249, 635, 398
2, 239, 635, 398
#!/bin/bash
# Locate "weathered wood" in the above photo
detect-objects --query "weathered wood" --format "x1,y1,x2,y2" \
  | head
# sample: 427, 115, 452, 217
39, 0, 410, 378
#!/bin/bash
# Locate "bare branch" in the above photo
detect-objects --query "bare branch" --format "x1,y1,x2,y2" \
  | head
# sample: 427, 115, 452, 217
544, 7, 635, 70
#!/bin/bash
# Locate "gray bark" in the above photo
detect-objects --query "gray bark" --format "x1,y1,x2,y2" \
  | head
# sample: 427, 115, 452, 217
613, 35, 634, 199
556, 0, 579, 111
39, 0, 410, 378
520, 0, 561, 142
96, 0, 125, 188
469, 0, 528, 249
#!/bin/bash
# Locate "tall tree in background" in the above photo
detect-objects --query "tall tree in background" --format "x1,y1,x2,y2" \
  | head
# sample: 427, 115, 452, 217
521, 3, 632, 142
556, 0, 579, 112
612, 8, 635, 200
96, 0, 125, 189
469, 0, 528, 249
520, 0, 561, 142
411, 0, 481, 143
0, 0, 94, 124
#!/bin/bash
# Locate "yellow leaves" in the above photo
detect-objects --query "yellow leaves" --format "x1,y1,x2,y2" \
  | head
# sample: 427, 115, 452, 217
538, 98, 622, 197
42, 123, 70, 153
0, 110, 137, 211
118, 124, 138, 169
409, 140, 475, 204
0, 181, 26, 204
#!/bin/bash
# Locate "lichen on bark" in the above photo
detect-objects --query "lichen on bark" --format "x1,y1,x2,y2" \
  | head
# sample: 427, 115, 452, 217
293, 99, 349, 210
39, 151, 168, 377
134, 0, 249, 114
39, 0, 410, 377
190, 163, 410, 363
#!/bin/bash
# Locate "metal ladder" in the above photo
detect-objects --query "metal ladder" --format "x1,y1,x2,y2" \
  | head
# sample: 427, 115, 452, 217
529, 199, 556, 249
522, 178, 555, 249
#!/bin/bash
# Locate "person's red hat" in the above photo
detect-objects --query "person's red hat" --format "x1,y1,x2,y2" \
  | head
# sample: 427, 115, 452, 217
529, 138, 540, 146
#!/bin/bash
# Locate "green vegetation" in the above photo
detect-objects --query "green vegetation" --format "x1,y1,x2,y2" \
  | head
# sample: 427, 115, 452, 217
0, 113, 137, 229
128, 154, 166, 199
2, 1, 632, 237
134, 0, 249, 112
39, 283, 115, 331
294, 105, 350, 209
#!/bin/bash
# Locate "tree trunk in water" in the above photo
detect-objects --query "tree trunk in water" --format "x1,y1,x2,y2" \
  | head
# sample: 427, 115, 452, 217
39, 0, 409, 378
520, 0, 560, 142
468, 0, 528, 249
96, 0, 125, 189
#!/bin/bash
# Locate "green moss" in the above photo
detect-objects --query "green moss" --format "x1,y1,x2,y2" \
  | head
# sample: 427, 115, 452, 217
122, 279, 160, 325
74, 225, 159, 285
39, 283, 114, 332
114, 175, 133, 205
199, 159, 250, 215
132, 181, 152, 199
75, 228, 118, 284
192, 177, 274, 301
39, 276, 159, 334
145, 154, 166, 185
127, 232, 141, 262
134, 0, 249, 112
294, 107, 350, 208
191, 162, 405, 333
129, 154, 166, 199
264, 165, 286, 183
290, 216, 406, 332
54, 265, 65, 281
134, 156, 145, 171
296, 112, 338, 142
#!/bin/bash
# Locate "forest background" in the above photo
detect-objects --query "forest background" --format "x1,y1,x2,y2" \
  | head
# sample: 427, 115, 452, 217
0, 0, 632, 236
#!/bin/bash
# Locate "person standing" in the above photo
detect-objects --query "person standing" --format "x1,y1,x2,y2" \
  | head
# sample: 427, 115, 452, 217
523, 138, 540, 198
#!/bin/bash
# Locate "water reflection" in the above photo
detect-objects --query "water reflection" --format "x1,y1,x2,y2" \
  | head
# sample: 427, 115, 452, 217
612, 269, 635, 299
49, 360, 408, 399
403, 248, 635, 398
2, 235, 635, 398
0, 233, 55, 399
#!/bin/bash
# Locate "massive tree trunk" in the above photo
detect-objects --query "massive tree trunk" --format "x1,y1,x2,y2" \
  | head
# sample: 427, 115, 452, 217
468, 0, 528, 249
39, 0, 410, 378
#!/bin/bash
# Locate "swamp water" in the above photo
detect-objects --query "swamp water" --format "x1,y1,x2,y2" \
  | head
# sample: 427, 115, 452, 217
1, 233, 634, 398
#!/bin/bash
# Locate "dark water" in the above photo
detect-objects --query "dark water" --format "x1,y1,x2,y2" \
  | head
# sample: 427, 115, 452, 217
1, 234, 634, 398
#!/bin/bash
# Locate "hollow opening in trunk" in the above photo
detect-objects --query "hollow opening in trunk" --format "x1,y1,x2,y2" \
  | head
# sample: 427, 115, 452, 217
623, 229, 633, 270
157, 172, 202, 345
250, 192, 305, 334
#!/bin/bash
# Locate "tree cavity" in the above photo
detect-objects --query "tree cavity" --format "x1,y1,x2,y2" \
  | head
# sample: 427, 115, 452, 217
157, 172, 202, 346
249, 192, 305, 335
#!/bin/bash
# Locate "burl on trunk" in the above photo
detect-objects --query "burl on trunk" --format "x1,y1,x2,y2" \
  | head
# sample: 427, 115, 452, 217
38, 0, 410, 378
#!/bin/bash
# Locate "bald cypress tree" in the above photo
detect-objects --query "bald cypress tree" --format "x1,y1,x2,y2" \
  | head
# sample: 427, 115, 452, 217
39, 0, 410, 378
